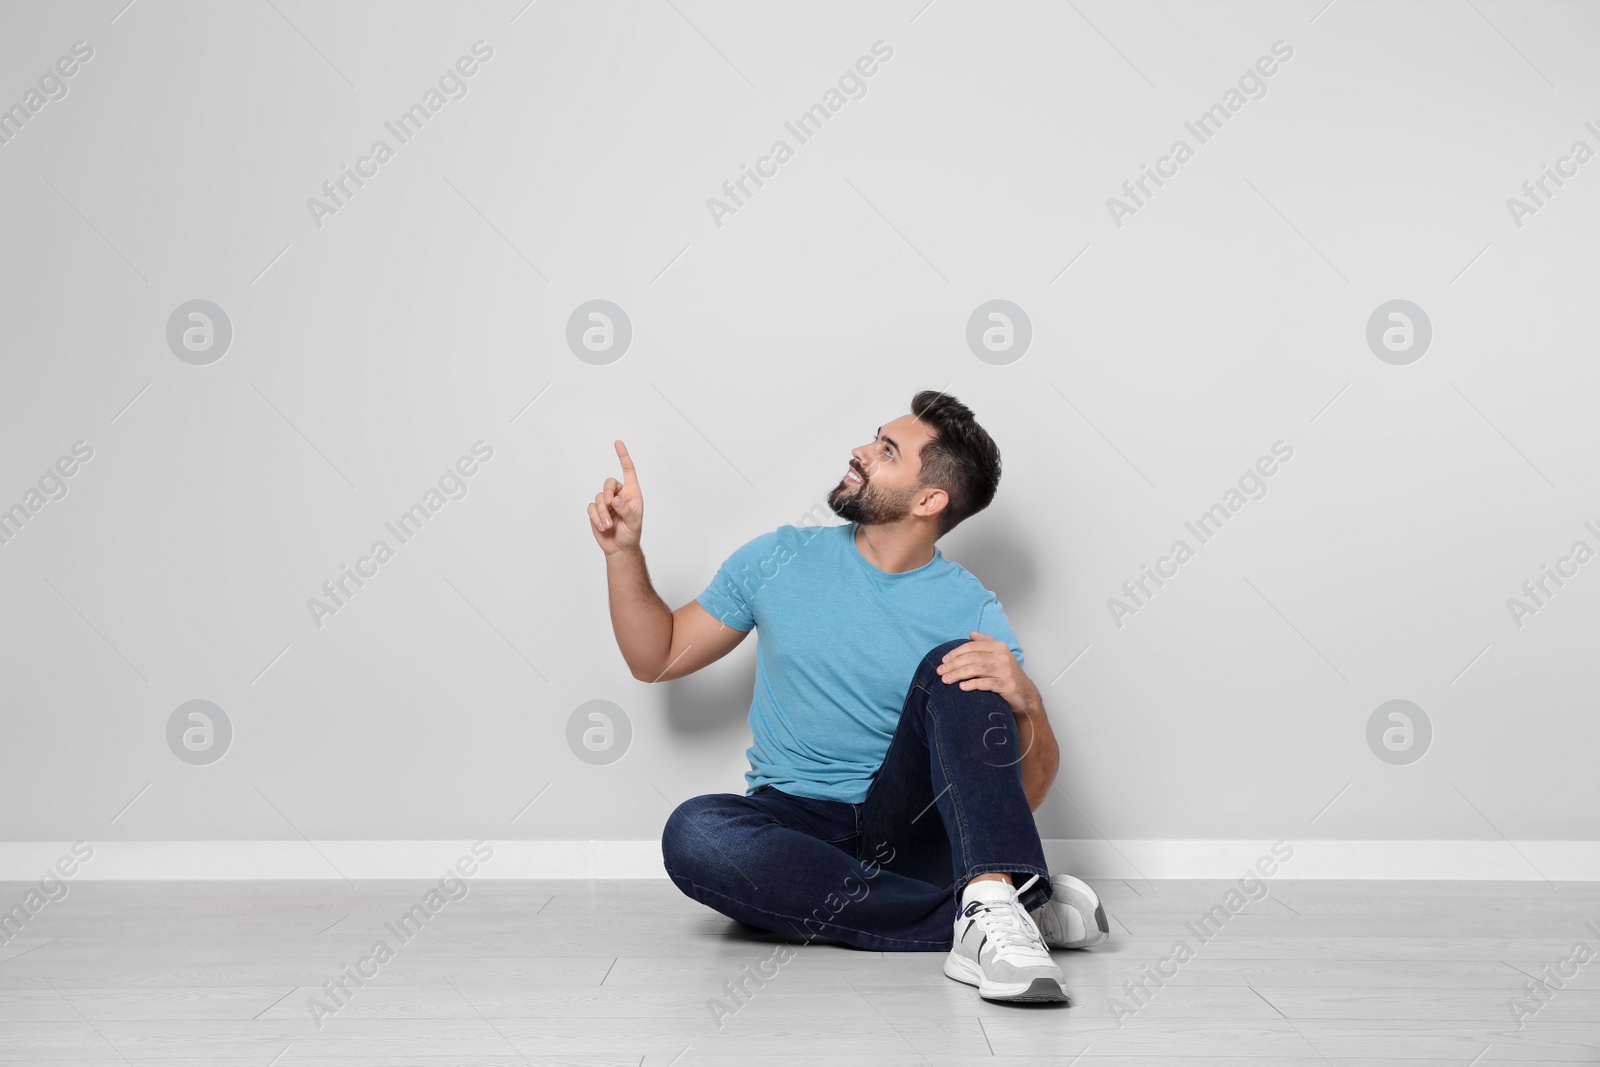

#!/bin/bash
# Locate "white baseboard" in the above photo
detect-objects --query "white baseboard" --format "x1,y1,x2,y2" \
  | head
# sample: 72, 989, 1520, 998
2, 839, 1597, 881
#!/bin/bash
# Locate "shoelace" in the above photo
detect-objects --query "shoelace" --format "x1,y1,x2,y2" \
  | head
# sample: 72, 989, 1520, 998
967, 874, 1046, 955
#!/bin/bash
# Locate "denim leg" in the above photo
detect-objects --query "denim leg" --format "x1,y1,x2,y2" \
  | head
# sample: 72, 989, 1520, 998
660, 787, 962, 951
860, 638, 1054, 914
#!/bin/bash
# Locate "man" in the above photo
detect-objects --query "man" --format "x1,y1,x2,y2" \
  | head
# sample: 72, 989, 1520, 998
589, 390, 1109, 1004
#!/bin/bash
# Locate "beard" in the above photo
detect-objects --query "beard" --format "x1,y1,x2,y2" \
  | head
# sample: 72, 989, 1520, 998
827, 473, 920, 526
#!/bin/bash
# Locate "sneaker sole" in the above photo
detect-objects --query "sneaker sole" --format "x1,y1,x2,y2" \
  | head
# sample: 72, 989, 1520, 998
1049, 876, 1113, 953
1035, 874, 1110, 950
942, 949, 1070, 1004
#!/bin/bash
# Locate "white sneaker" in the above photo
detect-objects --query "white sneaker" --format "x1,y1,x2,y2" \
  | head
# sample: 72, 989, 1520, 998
942, 874, 1069, 1003
1030, 873, 1111, 950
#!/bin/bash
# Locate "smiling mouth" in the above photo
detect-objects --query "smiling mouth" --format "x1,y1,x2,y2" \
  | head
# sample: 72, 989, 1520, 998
844, 466, 865, 486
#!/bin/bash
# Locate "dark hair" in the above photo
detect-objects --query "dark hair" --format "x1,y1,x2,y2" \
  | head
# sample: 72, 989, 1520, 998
909, 390, 1001, 538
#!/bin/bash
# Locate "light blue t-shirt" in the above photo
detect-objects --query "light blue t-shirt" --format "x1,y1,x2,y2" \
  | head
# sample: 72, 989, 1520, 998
695, 521, 1025, 804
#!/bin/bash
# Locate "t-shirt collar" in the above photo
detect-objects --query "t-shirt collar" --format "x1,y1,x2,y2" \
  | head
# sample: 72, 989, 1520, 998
847, 521, 941, 578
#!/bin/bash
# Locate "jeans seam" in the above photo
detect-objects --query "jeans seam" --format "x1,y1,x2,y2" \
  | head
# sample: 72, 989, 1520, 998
919, 676, 974, 885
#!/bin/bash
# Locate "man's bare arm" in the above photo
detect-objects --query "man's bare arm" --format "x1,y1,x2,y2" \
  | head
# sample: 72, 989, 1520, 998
604, 549, 749, 682
589, 440, 748, 681
604, 547, 674, 680
1010, 674, 1060, 813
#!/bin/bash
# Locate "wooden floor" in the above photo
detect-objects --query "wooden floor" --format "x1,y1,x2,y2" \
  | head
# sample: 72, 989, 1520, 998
0, 877, 1596, 1064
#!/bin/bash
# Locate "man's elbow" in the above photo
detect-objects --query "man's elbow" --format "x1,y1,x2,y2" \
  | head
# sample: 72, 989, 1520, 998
634, 657, 689, 683
626, 652, 662, 683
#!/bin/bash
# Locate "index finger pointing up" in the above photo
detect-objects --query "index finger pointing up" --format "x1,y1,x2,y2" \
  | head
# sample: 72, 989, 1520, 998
615, 439, 637, 484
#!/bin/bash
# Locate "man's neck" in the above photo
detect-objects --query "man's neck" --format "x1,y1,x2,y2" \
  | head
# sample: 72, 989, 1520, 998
854, 522, 936, 574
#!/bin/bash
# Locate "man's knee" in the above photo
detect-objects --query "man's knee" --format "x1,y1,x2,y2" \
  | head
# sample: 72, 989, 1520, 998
922, 638, 969, 669
661, 793, 734, 881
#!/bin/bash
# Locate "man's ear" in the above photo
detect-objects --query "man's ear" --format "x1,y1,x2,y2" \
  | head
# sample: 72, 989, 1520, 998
915, 485, 948, 521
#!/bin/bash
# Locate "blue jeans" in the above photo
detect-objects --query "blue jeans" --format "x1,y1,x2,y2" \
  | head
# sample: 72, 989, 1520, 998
661, 638, 1054, 951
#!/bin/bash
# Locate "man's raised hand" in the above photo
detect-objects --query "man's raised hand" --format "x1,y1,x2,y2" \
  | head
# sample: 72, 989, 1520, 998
589, 439, 644, 555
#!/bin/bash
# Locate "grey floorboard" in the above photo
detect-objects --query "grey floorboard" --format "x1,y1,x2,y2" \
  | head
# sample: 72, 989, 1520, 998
0, 878, 1595, 1063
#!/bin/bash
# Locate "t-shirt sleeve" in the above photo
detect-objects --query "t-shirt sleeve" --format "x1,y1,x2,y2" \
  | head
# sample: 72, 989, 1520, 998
978, 596, 1024, 670
695, 531, 778, 633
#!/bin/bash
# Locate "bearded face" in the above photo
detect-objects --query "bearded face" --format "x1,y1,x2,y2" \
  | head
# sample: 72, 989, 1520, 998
827, 458, 921, 525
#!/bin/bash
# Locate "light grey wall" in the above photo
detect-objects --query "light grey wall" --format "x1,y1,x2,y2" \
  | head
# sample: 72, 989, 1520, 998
2, 0, 1596, 848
